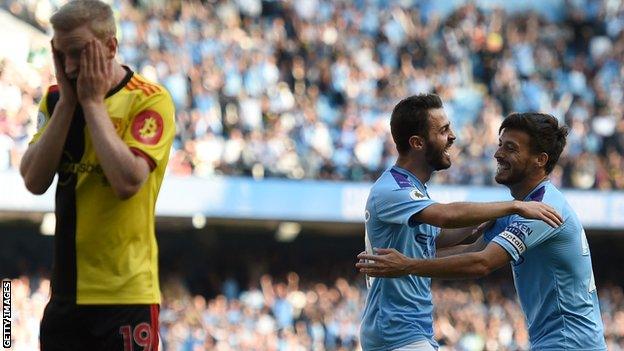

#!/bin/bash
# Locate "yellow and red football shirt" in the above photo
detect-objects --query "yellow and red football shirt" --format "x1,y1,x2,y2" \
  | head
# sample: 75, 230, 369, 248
31, 67, 174, 304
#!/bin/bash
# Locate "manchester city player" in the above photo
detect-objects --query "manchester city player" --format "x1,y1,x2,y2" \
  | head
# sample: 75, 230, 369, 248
359, 96, 563, 351
358, 112, 606, 350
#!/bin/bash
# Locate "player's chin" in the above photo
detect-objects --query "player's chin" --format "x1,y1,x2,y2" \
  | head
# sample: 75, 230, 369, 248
444, 155, 452, 168
495, 172, 513, 185
434, 157, 452, 170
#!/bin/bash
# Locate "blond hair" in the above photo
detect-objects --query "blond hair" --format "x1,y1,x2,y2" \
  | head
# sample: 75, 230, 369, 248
50, 0, 116, 39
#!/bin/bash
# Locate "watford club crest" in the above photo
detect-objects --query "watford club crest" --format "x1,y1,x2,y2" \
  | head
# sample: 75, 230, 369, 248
131, 110, 164, 145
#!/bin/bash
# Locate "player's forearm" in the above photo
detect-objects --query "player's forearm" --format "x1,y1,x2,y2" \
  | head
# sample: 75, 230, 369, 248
82, 102, 148, 199
436, 237, 486, 258
408, 252, 491, 279
437, 202, 518, 228
20, 100, 75, 194
436, 244, 472, 258
436, 227, 476, 249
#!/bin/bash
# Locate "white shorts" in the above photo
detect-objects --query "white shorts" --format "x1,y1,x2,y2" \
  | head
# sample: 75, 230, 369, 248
392, 339, 437, 351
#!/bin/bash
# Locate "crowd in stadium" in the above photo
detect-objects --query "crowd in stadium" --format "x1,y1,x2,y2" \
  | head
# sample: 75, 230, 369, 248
6, 274, 624, 351
1, 0, 623, 188
2, 1, 624, 351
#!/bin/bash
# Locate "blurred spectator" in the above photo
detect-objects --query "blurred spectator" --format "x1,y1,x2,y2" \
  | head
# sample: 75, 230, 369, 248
1, 0, 623, 188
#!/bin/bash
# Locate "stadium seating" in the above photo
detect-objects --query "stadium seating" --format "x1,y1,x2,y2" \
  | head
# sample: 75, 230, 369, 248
1, 0, 623, 188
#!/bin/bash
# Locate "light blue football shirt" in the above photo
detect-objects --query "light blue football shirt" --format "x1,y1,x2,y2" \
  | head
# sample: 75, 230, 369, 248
485, 180, 606, 350
361, 166, 440, 351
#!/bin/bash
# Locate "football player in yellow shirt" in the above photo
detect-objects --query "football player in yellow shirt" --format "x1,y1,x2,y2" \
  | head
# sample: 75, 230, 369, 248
19, 1, 174, 350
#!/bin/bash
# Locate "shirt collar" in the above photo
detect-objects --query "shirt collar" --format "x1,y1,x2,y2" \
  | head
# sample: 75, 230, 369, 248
391, 165, 427, 192
523, 179, 551, 201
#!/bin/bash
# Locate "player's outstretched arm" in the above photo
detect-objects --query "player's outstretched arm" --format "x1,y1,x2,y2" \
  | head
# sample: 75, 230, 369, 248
356, 242, 510, 279
436, 220, 493, 249
412, 201, 562, 229
435, 227, 476, 249
20, 42, 77, 195
78, 40, 150, 200
436, 236, 487, 258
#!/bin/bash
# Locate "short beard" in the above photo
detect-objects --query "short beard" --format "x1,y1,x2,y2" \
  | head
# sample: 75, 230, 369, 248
425, 140, 450, 171
495, 162, 530, 186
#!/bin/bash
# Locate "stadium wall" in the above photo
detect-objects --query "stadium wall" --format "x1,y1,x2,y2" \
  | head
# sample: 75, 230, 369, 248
1, 171, 623, 229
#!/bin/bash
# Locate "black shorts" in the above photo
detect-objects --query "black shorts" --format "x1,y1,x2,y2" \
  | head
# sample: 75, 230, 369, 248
40, 300, 159, 351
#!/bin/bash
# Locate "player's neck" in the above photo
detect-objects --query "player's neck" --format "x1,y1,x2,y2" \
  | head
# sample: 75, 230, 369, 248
510, 175, 549, 200
110, 63, 128, 91
395, 156, 433, 184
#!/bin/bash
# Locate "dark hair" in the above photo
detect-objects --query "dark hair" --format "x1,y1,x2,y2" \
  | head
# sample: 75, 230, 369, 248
390, 94, 443, 154
499, 112, 568, 174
